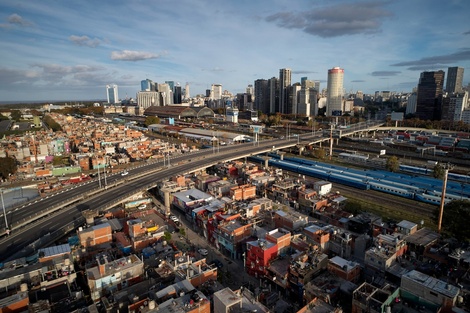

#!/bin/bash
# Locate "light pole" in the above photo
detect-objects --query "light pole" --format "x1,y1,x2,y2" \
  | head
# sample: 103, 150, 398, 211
0, 189, 8, 231
97, 157, 102, 189
104, 156, 108, 188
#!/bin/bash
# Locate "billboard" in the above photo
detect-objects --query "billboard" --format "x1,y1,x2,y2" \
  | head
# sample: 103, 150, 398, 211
391, 112, 404, 121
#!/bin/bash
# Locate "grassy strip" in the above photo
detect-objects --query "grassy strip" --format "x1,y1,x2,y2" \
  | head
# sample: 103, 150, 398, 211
344, 194, 437, 231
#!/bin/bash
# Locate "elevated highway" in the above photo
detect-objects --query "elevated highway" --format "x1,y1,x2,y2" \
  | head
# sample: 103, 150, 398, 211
0, 122, 385, 262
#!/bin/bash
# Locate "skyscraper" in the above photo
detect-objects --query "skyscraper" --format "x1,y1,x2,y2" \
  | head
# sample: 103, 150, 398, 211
288, 83, 301, 115
326, 67, 344, 116
141, 79, 155, 91
416, 71, 445, 121
165, 81, 175, 93
446, 67, 464, 94
106, 84, 119, 104
157, 83, 173, 105
254, 79, 269, 114
279, 68, 291, 114
174, 85, 182, 104
268, 77, 279, 114
211, 84, 223, 100
184, 83, 190, 99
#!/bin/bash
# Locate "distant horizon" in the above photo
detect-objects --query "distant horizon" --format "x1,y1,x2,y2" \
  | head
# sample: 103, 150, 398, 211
0, 99, 107, 105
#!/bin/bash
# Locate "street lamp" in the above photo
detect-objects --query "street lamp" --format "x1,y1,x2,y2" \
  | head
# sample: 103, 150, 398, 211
104, 156, 108, 189
96, 157, 102, 189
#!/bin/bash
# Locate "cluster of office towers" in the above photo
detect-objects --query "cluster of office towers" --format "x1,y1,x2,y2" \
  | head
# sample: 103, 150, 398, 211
106, 80, 192, 108
136, 79, 191, 108
409, 67, 466, 122
254, 67, 344, 117
106, 66, 466, 122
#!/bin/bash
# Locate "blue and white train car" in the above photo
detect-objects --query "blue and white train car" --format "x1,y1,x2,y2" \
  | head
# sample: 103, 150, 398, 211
415, 193, 451, 205
427, 190, 469, 202
297, 165, 331, 181
329, 172, 370, 190
368, 181, 415, 199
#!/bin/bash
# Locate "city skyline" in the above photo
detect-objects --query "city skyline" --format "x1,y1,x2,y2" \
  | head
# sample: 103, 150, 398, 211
1, 0, 470, 102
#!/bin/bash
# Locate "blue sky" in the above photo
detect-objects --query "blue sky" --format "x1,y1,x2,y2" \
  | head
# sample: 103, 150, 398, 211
0, 0, 469, 102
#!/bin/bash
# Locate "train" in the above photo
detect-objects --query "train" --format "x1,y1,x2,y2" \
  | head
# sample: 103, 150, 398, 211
249, 154, 470, 206
399, 164, 470, 183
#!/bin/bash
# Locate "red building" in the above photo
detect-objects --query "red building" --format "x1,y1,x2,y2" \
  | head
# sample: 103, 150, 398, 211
246, 239, 278, 278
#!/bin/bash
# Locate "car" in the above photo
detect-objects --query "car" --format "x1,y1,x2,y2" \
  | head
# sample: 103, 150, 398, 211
198, 248, 208, 256
170, 215, 179, 222
121, 171, 129, 176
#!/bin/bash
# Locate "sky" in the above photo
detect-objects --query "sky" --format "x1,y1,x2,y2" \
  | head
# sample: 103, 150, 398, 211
1, 0, 470, 102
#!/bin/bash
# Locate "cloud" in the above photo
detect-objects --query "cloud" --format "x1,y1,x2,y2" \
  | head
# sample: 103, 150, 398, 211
265, 1, 392, 38
464, 30, 470, 35
292, 70, 317, 74
351, 80, 365, 82
406, 65, 446, 71
391, 48, 470, 69
13, 63, 110, 86
111, 50, 161, 61
69, 35, 101, 48
371, 71, 401, 76
0, 68, 40, 86
201, 67, 234, 73
7, 13, 33, 27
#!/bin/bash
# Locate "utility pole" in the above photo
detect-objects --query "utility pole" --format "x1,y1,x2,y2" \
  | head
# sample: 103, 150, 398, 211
437, 163, 453, 233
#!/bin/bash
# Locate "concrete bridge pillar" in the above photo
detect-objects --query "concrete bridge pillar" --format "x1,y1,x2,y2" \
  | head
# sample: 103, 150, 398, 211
161, 188, 171, 216
278, 152, 286, 160
262, 156, 271, 169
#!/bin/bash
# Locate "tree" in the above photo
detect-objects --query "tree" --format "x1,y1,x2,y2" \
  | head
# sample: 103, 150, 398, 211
43, 115, 62, 132
10, 110, 22, 121
344, 199, 362, 215
432, 164, 445, 179
163, 231, 172, 241
314, 148, 326, 160
53, 156, 64, 166
386, 156, 399, 172
0, 157, 17, 180
145, 116, 160, 126
435, 200, 470, 241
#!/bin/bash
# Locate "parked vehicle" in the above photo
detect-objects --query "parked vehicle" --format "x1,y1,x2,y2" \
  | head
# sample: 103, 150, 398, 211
198, 248, 208, 256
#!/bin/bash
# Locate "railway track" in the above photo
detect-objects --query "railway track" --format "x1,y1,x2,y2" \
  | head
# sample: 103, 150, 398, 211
333, 183, 438, 219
